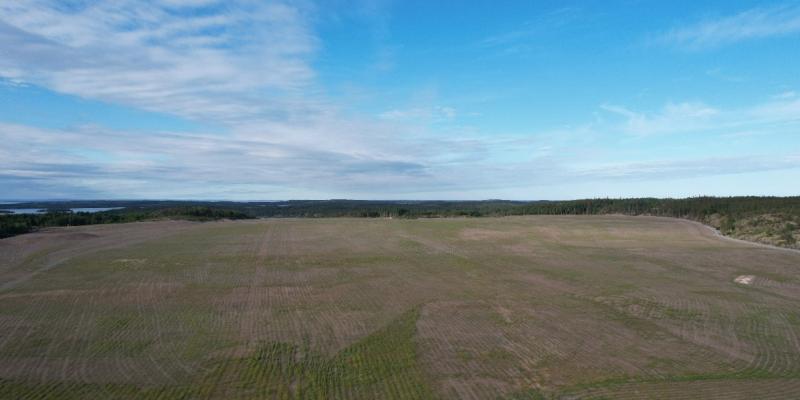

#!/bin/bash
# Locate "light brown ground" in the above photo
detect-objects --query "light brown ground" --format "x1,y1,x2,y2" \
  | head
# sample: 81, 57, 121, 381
1, 216, 800, 399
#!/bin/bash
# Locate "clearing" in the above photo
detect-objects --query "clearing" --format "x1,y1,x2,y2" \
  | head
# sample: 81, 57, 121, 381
1, 216, 800, 399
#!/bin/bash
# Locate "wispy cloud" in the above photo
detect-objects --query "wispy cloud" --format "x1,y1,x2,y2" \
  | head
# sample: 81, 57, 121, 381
0, 0, 452, 198
705, 67, 745, 83
773, 91, 797, 100
573, 155, 800, 181
1, 2, 798, 199
379, 106, 456, 122
601, 96, 800, 136
0, 122, 435, 199
2, 110, 798, 200
0, 1, 318, 124
478, 7, 580, 47
658, 4, 800, 49
600, 102, 719, 136
475, 7, 581, 56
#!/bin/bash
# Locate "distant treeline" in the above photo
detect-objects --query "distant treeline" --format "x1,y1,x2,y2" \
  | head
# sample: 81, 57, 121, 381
0, 206, 251, 238
2, 197, 799, 243
504, 197, 800, 219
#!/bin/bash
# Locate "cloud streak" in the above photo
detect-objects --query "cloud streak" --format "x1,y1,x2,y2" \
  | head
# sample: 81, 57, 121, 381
0, 1, 318, 123
659, 4, 800, 49
2, 116, 798, 200
600, 96, 800, 136
573, 155, 800, 181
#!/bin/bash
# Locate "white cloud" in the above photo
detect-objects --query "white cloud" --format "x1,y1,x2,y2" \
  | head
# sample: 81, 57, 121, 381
600, 95, 800, 137
2, 113, 798, 199
0, 1, 318, 123
705, 67, 745, 83
477, 7, 580, 48
379, 106, 456, 122
773, 91, 797, 100
0, 0, 459, 197
659, 4, 800, 49
0, 121, 433, 198
600, 102, 719, 136
748, 98, 800, 122
573, 155, 800, 180
1, 2, 798, 199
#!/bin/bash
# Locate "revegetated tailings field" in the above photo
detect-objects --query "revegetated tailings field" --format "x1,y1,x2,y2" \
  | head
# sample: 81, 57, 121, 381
2, 216, 800, 399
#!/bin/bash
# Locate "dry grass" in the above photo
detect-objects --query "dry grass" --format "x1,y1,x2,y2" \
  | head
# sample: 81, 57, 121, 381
1, 216, 799, 399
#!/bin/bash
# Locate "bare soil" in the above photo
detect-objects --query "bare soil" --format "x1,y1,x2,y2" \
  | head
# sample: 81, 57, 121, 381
1, 216, 800, 399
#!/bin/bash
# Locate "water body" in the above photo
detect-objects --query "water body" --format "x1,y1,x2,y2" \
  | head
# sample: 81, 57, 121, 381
0, 208, 45, 215
0, 207, 122, 215
69, 207, 123, 213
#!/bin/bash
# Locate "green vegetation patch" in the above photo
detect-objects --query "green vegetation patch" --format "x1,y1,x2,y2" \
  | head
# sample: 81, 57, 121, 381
0, 308, 435, 400
203, 307, 435, 399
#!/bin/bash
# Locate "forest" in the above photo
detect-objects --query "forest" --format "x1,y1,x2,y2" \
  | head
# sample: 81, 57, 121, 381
0, 206, 251, 238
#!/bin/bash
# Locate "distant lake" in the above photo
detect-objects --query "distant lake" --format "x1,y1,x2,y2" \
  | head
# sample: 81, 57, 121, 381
0, 207, 122, 215
70, 207, 123, 213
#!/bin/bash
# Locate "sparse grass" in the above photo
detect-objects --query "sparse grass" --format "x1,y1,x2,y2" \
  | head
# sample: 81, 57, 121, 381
197, 307, 434, 399
1, 216, 800, 399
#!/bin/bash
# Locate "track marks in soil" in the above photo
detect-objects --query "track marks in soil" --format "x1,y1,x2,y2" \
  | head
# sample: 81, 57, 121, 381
2, 216, 800, 399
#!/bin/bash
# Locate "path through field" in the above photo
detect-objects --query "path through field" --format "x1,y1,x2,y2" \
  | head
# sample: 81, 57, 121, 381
1, 216, 800, 399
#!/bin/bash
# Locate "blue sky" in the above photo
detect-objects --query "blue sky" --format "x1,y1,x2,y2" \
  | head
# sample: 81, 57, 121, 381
0, 0, 798, 200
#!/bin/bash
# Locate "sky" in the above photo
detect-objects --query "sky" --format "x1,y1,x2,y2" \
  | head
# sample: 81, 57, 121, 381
0, 0, 799, 200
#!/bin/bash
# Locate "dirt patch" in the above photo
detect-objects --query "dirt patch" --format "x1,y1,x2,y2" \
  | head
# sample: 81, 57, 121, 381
495, 305, 513, 324
460, 228, 517, 241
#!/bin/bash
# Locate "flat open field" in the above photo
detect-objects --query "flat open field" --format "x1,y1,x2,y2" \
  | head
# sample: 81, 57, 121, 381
2, 216, 800, 399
